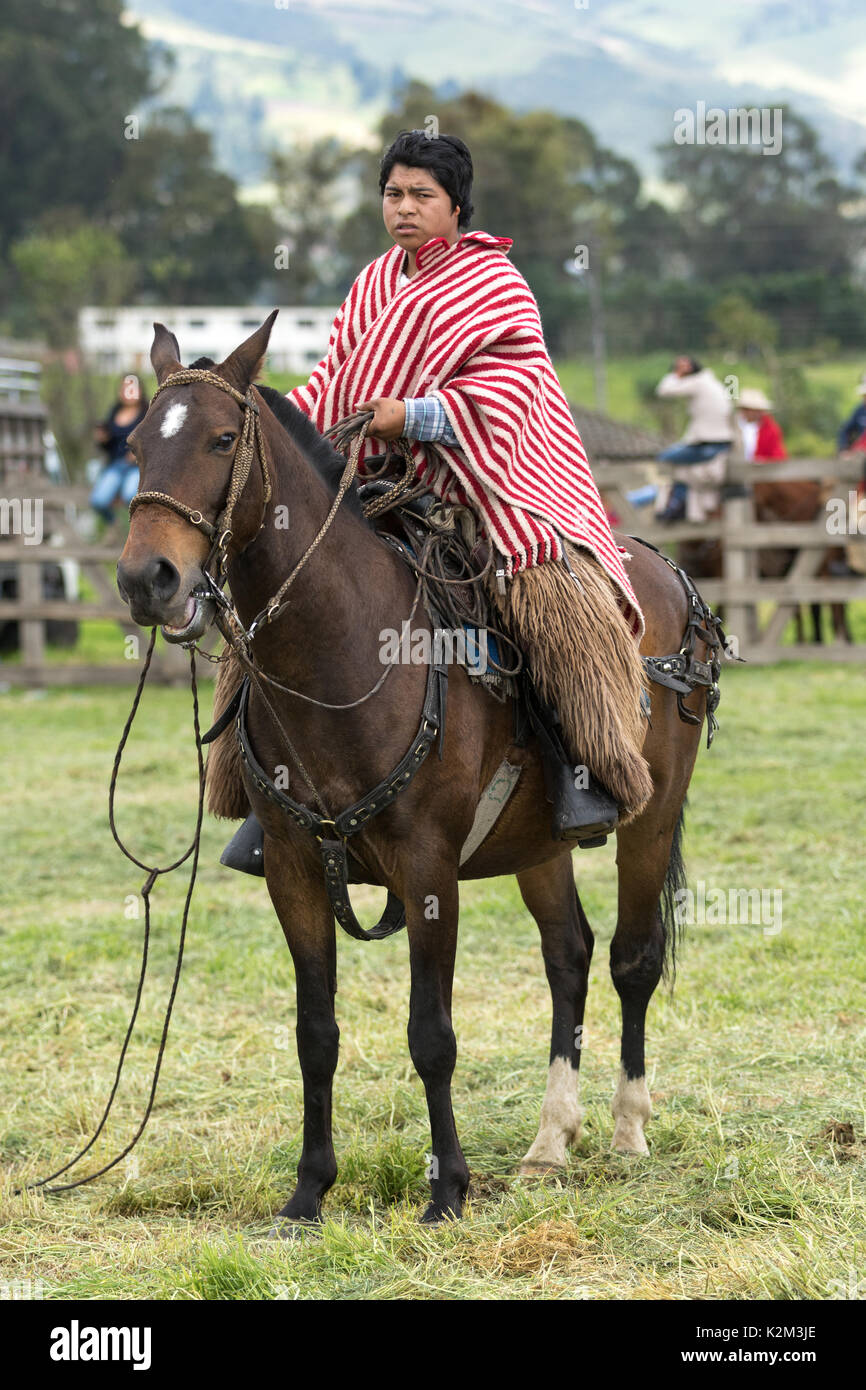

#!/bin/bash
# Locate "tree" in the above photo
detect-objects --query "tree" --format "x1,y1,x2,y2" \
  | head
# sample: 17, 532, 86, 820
268, 138, 359, 304
0, 0, 153, 249
11, 222, 133, 349
708, 293, 779, 361
105, 109, 278, 304
659, 108, 860, 279
10, 222, 136, 474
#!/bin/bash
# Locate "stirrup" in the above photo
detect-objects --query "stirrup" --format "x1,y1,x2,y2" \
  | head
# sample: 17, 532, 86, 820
220, 813, 265, 876
542, 755, 619, 847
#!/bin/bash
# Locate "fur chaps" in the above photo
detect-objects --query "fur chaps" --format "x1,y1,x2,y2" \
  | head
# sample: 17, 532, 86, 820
206, 644, 249, 820
488, 544, 653, 821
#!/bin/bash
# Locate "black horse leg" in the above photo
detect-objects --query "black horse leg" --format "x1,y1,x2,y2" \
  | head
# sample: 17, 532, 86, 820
609, 815, 676, 1154
404, 875, 469, 1222
516, 854, 592, 1172
266, 848, 339, 1227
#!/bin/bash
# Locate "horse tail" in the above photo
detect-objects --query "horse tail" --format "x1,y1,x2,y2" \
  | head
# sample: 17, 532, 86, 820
660, 803, 687, 985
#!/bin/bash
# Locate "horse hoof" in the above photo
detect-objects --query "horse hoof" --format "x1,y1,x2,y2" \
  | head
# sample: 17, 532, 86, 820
518, 1161, 565, 1177
268, 1214, 321, 1240
420, 1201, 462, 1225
611, 1135, 650, 1157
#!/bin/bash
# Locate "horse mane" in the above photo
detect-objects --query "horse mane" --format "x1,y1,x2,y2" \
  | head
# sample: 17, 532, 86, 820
187, 357, 369, 522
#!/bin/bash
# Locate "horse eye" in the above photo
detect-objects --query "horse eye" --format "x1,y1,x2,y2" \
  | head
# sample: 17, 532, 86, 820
214, 432, 236, 450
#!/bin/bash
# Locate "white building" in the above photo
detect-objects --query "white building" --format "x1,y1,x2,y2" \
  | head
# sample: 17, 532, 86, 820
79, 305, 337, 376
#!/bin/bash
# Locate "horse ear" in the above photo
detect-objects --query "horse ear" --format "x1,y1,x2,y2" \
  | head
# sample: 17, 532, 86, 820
219, 310, 279, 391
151, 323, 182, 384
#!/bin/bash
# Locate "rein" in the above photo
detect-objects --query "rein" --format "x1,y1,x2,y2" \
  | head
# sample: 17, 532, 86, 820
18, 386, 458, 1193
19, 633, 206, 1194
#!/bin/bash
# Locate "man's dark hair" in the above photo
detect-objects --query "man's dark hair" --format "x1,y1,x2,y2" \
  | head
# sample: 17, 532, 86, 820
683, 357, 703, 374
379, 130, 474, 229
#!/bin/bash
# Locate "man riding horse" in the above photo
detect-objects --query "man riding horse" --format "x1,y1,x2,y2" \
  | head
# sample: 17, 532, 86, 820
222, 130, 652, 873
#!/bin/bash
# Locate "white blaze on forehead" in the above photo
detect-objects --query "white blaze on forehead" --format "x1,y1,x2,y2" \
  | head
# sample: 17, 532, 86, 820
160, 402, 188, 438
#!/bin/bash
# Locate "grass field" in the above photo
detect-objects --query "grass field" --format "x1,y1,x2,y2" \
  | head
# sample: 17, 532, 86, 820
1, 661, 864, 1300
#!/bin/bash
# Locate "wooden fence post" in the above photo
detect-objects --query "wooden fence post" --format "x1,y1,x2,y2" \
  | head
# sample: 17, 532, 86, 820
721, 489, 756, 653
19, 556, 45, 676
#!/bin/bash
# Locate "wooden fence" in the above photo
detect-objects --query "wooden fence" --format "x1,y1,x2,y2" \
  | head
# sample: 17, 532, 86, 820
0, 482, 204, 686
594, 454, 866, 664
1, 458, 865, 685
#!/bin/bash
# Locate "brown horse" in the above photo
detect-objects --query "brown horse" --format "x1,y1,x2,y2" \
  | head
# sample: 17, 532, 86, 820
117, 315, 715, 1227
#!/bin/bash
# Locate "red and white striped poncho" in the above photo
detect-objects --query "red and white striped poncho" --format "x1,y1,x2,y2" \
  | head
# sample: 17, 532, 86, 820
288, 230, 643, 636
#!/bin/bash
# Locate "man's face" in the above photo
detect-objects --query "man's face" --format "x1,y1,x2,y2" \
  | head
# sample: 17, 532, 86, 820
674, 356, 693, 376
382, 163, 460, 252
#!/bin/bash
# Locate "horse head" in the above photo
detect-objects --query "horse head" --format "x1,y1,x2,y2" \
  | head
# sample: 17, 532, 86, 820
117, 311, 278, 642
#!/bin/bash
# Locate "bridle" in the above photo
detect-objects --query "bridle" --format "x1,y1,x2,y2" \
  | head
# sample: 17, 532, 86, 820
129, 368, 272, 581
128, 368, 406, 648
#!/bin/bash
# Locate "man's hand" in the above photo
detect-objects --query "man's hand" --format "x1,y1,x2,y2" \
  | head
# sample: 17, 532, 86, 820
357, 397, 406, 440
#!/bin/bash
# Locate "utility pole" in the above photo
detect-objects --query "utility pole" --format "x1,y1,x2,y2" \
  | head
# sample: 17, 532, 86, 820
564, 243, 608, 414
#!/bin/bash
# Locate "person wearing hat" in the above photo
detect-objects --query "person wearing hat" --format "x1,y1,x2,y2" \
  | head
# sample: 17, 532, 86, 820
836, 374, 866, 456
737, 387, 787, 462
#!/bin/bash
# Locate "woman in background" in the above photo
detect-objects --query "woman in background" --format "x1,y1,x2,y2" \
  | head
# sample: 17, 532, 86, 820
90, 373, 148, 523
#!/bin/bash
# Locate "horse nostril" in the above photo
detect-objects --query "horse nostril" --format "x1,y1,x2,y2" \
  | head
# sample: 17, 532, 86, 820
147, 557, 181, 602
116, 556, 180, 606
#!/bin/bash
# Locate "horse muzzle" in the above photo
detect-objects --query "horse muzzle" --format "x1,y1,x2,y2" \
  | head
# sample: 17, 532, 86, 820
117, 556, 216, 643
159, 589, 216, 644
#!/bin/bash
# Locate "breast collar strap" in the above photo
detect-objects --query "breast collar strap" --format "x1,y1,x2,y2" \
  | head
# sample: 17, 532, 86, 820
228, 657, 449, 942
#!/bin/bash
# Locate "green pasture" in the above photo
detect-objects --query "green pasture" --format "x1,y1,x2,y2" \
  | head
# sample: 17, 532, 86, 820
0, 660, 864, 1300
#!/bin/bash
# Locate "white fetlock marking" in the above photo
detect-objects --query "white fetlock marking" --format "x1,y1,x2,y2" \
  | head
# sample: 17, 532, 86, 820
521, 1056, 582, 1170
611, 1065, 651, 1154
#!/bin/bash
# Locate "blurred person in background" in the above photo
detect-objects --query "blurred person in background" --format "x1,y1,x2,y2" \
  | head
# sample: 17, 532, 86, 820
90, 373, 148, 523
834, 373, 866, 575
737, 387, 787, 461
836, 373, 866, 463
654, 356, 733, 522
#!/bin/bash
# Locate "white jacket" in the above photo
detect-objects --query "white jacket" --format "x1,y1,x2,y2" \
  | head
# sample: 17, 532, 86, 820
656, 369, 733, 443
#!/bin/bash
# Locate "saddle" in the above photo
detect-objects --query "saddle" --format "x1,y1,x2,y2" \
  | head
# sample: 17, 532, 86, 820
356, 473, 519, 700
355, 471, 618, 847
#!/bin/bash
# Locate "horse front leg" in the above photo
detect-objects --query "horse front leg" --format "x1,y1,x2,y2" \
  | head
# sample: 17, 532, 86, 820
404, 871, 469, 1223
265, 840, 339, 1229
